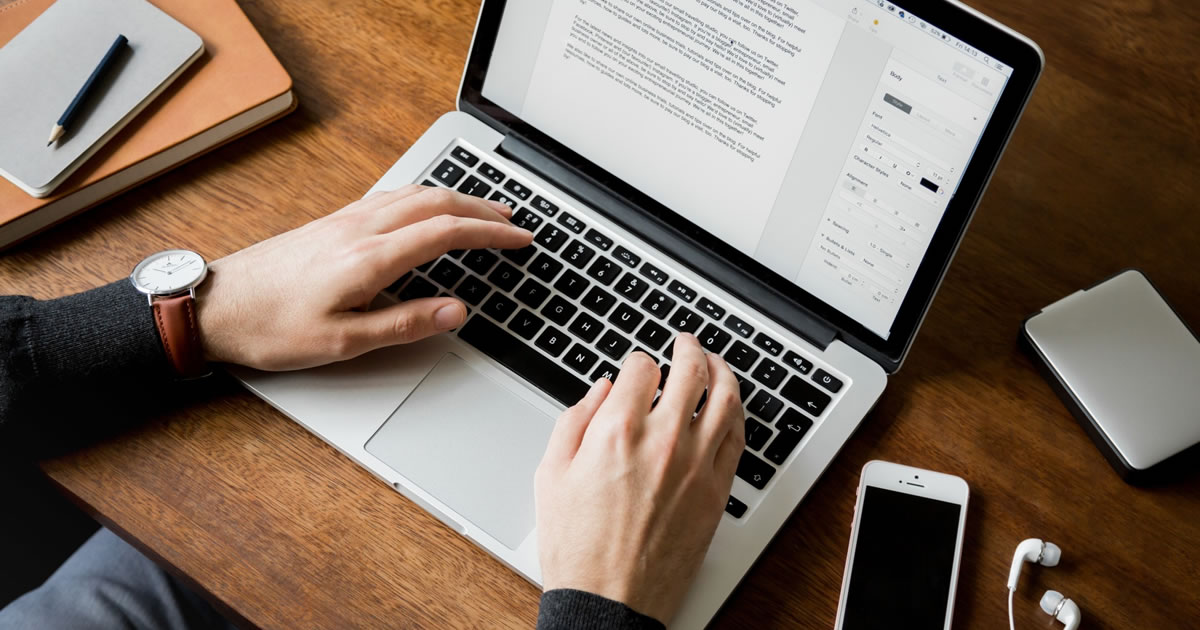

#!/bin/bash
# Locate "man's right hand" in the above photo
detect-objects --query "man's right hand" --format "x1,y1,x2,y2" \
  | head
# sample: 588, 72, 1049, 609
535, 334, 746, 624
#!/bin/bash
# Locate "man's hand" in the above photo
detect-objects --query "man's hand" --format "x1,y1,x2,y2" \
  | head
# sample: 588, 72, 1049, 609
196, 186, 532, 370
535, 334, 746, 624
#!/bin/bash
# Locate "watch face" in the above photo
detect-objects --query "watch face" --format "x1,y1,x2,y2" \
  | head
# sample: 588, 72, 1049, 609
132, 250, 207, 295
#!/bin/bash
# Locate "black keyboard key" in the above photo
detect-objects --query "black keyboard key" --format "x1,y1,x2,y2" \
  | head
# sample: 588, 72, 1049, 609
506, 309, 545, 340
698, 323, 732, 353
529, 253, 563, 282
481, 292, 518, 322
536, 225, 570, 252
584, 229, 613, 250
765, 409, 813, 465
447, 249, 467, 259
780, 376, 832, 417
430, 259, 466, 289
416, 259, 435, 272
456, 175, 492, 198
635, 320, 671, 351
463, 249, 499, 275
568, 312, 604, 343
591, 361, 620, 383
813, 369, 844, 393
477, 162, 504, 183
553, 270, 590, 299
782, 351, 813, 375
530, 195, 559, 216
614, 272, 650, 302
512, 209, 543, 231
397, 276, 437, 301
736, 374, 755, 401
751, 359, 786, 390
384, 272, 412, 294
596, 330, 632, 360
556, 212, 586, 234
725, 314, 754, 338
453, 275, 491, 306
667, 280, 697, 303
488, 191, 518, 209
561, 241, 596, 269
639, 263, 668, 285
458, 316, 588, 407
745, 418, 772, 451
725, 496, 748, 518
697, 297, 725, 320
736, 452, 775, 490
753, 333, 783, 357
541, 295, 577, 326
503, 179, 532, 200
535, 326, 571, 357
586, 257, 620, 286
613, 246, 641, 268
514, 278, 551, 308
747, 391, 783, 421
725, 341, 760, 371
667, 306, 702, 334
501, 245, 536, 265
421, 179, 437, 187
641, 290, 676, 319
450, 146, 478, 167
608, 303, 645, 333
658, 364, 670, 390
563, 344, 599, 375
487, 262, 524, 292
432, 160, 465, 186
582, 287, 617, 316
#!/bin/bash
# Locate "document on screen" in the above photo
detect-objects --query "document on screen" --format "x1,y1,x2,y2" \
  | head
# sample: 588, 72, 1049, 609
521, 0, 844, 253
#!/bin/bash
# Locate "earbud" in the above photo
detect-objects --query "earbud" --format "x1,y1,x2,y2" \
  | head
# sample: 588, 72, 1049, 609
1040, 590, 1082, 630
1007, 538, 1061, 591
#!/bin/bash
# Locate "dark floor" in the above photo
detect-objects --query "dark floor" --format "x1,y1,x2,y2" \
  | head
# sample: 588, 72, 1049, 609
0, 460, 99, 609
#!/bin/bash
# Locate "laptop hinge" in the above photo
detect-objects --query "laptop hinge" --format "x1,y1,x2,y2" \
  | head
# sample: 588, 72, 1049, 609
497, 134, 838, 351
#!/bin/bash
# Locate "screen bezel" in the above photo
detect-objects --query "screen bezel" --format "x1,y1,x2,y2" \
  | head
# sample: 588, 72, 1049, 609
458, 0, 1043, 369
835, 460, 970, 630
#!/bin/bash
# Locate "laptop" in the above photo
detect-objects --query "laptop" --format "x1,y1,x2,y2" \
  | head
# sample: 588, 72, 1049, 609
232, 0, 1042, 626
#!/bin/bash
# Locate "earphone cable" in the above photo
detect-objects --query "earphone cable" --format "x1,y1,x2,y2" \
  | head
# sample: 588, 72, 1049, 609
1008, 588, 1016, 630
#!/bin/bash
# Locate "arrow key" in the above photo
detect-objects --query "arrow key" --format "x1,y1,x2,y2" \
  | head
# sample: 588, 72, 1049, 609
780, 376, 831, 417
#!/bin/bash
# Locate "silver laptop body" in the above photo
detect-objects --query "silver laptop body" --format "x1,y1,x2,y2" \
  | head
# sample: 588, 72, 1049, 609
233, 1, 1042, 626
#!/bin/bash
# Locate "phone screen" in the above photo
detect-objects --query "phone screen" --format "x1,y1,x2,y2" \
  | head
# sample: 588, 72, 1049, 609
842, 486, 963, 629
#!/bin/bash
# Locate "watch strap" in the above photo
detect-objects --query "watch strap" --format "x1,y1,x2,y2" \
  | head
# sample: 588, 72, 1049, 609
152, 293, 208, 378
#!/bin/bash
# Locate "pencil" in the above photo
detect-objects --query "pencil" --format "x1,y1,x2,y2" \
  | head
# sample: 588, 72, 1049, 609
47, 34, 128, 146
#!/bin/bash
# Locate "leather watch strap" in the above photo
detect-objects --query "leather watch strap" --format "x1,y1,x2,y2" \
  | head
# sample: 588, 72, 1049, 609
152, 293, 208, 378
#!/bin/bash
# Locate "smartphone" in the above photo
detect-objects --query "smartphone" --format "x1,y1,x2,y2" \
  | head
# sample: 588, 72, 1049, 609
833, 460, 969, 630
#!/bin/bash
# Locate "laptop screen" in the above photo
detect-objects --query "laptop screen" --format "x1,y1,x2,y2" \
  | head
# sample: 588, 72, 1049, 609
467, 0, 1040, 361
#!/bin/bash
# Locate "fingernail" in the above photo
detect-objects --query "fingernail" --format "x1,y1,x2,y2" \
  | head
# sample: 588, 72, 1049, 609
489, 201, 513, 216
435, 303, 465, 330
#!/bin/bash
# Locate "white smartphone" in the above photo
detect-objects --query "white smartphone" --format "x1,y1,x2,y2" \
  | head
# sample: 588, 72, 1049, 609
833, 460, 970, 630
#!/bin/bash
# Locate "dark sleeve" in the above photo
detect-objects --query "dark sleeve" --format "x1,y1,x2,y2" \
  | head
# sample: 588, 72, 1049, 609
0, 280, 171, 442
536, 589, 665, 630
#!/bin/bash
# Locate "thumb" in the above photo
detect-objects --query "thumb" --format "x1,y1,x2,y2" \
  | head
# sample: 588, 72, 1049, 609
347, 297, 467, 353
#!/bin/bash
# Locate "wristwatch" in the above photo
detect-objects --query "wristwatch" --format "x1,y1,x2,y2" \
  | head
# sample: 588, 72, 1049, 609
130, 249, 210, 379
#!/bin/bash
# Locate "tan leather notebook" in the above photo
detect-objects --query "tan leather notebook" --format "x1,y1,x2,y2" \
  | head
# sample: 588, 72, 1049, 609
0, 0, 296, 249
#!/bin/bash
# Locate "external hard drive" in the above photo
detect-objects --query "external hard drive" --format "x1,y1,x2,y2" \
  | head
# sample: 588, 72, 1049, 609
1020, 270, 1200, 483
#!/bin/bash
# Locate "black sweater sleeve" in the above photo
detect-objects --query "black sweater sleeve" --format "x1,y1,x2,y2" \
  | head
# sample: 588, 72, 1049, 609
0, 280, 170, 436
537, 590, 665, 630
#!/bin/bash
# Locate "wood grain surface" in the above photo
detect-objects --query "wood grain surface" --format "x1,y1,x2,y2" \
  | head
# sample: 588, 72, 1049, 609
2, 0, 1198, 628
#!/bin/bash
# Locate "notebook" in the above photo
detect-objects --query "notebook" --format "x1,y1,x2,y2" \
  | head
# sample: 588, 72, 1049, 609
0, 0, 203, 197
0, 0, 295, 249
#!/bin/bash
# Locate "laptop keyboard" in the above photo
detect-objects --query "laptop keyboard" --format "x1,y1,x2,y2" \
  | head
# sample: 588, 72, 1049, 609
381, 141, 849, 521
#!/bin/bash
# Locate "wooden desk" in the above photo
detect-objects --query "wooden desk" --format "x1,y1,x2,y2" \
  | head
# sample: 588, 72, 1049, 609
2, 0, 1197, 627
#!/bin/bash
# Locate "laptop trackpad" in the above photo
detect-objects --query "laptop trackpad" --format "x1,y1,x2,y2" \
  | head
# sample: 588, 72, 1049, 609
364, 353, 553, 550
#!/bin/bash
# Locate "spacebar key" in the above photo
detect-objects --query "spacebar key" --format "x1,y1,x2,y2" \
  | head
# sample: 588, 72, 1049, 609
458, 315, 591, 407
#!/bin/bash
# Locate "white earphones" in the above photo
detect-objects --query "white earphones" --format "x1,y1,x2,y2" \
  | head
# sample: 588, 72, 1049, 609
1007, 538, 1081, 630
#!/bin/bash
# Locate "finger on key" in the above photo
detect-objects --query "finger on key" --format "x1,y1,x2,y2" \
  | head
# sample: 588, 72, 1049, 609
381, 215, 532, 272
654, 334, 708, 428
374, 187, 514, 234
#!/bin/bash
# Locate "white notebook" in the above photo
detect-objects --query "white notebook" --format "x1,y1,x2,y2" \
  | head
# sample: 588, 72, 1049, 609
0, 0, 202, 197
